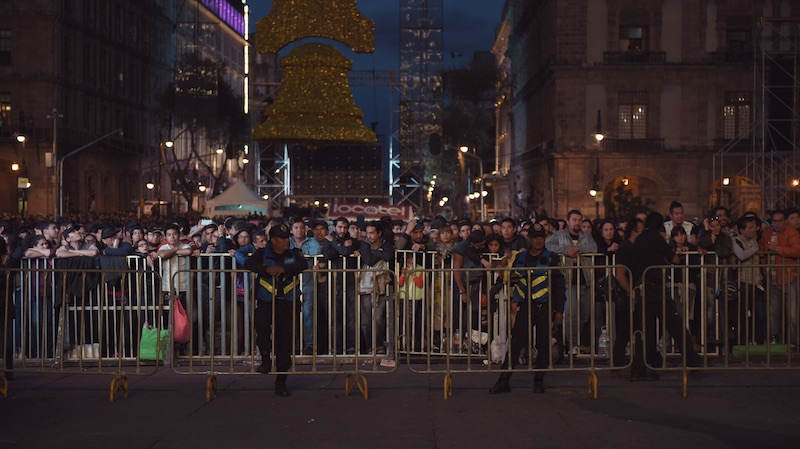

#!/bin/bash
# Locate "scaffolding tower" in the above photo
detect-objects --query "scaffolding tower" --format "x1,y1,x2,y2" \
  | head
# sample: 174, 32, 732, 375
396, 0, 444, 210
715, 17, 800, 215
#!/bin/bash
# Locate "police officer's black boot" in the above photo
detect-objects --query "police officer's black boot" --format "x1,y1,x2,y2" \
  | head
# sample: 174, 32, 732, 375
533, 373, 545, 393
275, 374, 290, 397
489, 372, 511, 394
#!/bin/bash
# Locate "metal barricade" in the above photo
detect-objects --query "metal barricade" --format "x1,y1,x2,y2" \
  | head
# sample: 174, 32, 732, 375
2, 256, 169, 401
167, 253, 398, 400
394, 250, 634, 399
642, 257, 800, 397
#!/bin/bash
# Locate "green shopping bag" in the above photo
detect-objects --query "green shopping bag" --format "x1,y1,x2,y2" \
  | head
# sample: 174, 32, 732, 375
139, 325, 169, 361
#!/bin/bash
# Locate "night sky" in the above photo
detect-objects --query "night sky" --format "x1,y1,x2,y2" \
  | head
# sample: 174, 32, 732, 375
247, 0, 504, 137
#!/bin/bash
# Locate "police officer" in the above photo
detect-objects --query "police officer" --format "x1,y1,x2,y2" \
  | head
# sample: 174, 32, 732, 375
244, 223, 307, 396
489, 223, 566, 394
631, 212, 702, 380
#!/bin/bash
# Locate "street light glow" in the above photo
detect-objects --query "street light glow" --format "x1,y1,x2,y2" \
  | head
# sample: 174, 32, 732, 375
16, 135, 26, 143
11, 163, 19, 171
164, 140, 174, 148
459, 145, 469, 153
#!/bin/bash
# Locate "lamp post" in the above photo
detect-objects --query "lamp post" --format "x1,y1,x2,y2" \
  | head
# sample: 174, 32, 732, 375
460, 145, 485, 221
589, 110, 605, 219
16, 134, 29, 217
56, 127, 123, 216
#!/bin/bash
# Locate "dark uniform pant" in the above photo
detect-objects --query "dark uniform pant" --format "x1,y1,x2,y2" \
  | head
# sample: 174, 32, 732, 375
632, 283, 701, 371
254, 299, 293, 373
500, 300, 551, 381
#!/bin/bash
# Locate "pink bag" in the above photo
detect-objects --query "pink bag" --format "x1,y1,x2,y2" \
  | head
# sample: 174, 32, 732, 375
173, 297, 190, 344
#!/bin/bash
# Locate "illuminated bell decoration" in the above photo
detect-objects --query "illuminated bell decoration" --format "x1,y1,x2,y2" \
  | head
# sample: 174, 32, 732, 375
252, 43, 376, 144
257, 0, 375, 54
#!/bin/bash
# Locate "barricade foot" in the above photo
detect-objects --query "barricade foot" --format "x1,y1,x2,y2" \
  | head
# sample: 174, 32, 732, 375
110, 373, 128, 402
588, 370, 598, 399
206, 375, 218, 402
443, 373, 453, 400
0, 374, 8, 398
682, 369, 688, 399
345, 373, 368, 400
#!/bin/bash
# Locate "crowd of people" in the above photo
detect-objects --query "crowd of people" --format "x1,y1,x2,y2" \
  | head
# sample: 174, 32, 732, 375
1, 199, 799, 395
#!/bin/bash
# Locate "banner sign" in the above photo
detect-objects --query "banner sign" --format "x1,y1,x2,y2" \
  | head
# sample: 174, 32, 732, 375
327, 203, 414, 221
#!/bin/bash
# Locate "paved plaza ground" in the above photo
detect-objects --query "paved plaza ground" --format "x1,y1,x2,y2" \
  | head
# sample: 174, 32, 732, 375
1, 363, 799, 449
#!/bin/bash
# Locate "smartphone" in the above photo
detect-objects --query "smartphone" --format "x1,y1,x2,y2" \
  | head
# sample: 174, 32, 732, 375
200, 219, 212, 226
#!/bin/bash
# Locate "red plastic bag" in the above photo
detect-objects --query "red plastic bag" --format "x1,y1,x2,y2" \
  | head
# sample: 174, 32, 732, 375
173, 297, 190, 344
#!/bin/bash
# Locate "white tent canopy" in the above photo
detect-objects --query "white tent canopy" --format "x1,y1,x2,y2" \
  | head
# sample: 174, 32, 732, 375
203, 180, 270, 217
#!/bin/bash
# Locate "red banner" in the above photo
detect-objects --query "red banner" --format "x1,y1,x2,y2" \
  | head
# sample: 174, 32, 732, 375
327, 203, 414, 222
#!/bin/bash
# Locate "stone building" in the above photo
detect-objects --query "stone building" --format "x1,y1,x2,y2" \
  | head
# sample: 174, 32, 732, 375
0, 0, 248, 217
493, 0, 800, 222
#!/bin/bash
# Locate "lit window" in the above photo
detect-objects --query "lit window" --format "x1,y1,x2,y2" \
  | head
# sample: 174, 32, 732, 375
617, 91, 647, 139
723, 91, 751, 139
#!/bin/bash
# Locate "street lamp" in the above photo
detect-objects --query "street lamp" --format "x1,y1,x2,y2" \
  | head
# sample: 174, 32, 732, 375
460, 146, 485, 221
57, 128, 123, 216
16, 134, 28, 217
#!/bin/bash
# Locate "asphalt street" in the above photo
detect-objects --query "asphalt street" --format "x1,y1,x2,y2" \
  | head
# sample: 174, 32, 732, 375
1, 365, 799, 449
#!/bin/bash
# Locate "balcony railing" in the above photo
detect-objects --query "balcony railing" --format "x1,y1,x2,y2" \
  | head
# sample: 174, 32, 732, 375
714, 138, 755, 153
602, 138, 665, 152
603, 51, 666, 65
707, 51, 753, 65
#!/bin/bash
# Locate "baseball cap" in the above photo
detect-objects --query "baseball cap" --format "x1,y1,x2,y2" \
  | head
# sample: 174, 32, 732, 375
101, 227, 118, 240
468, 229, 486, 244
528, 223, 547, 238
269, 223, 291, 239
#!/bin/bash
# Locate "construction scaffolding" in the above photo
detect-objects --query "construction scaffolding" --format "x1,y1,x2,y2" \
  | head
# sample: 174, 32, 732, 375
715, 17, 800, 215
397, 0, 444, 210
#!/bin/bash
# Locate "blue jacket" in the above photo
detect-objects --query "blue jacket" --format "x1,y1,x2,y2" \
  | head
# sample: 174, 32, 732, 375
244, 244, 306, 302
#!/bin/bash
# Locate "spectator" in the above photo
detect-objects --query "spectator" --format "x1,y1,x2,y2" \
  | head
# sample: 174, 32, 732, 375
664, 200, 695, 245
289, 220, 321, 355
357, 222, 393, 354
766, 209, 800, 345
322, 217, 359, 354
733, 215, 766, 344
545, 210, 597, 355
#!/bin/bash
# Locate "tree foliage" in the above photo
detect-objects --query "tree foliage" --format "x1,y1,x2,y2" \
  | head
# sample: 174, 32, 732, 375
153, 52, 250, 210
438, 61, 498, 217
603, 184, 655, 218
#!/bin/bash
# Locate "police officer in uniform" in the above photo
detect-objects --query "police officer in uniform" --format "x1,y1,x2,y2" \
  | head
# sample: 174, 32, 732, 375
631, 212, 702, 380
489, 223, 566, 394
244, 223, 307, 396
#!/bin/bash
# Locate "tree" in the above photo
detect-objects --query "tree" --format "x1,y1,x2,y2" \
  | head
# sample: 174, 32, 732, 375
153, 52, 250, 211
603, 184, 655, 218
439, 59, 498, 217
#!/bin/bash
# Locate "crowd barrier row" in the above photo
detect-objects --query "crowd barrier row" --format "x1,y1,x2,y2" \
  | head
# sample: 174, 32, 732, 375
1, 250, 799, 401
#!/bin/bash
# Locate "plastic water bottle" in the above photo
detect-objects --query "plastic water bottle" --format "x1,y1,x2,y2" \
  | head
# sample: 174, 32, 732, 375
598, 326, 609, 358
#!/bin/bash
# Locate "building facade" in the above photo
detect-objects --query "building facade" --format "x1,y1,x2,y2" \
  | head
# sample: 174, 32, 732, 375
0, 0, 248, 217
496, 0, 800, 221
